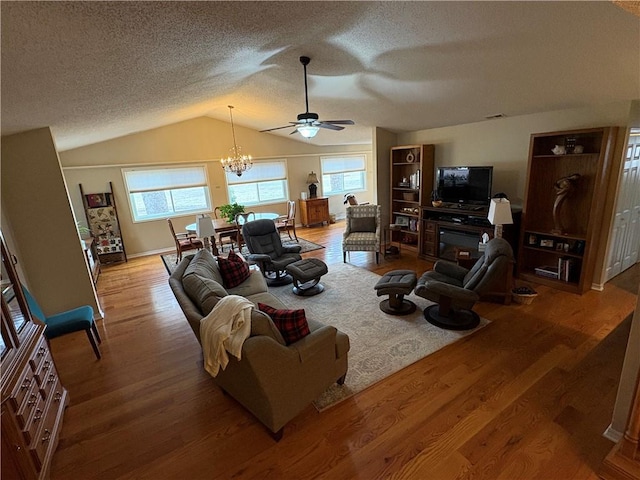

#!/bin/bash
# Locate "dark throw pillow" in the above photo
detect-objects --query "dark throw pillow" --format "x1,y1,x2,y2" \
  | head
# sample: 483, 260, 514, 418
351, 216, 376, 233
258, 303, 310, 345
217, 250, 251, 289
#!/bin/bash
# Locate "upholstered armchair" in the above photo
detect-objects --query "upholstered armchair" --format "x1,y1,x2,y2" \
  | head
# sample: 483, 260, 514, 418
414, 237, 514, 330
342, 204, 381, 264
242, 219, 302, 285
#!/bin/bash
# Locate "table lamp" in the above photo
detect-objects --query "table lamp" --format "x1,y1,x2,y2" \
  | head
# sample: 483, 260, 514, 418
487, 198, 513, 238
196, 215, 215, 252
306, 171, 319, 199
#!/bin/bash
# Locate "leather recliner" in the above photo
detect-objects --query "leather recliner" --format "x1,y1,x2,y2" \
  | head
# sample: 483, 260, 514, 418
415, 237, 514, 330
242, 219, 302, 285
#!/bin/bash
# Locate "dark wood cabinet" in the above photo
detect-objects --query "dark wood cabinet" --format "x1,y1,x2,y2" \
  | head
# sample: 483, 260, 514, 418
299, 197, 330, 227
390, 144, 435, 255
516, 127, 618, 294
1, 231, 69, 479
420, 205, 520, 262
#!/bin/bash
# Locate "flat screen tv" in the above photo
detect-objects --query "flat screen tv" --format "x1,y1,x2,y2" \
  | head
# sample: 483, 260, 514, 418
435, 166, 493, 206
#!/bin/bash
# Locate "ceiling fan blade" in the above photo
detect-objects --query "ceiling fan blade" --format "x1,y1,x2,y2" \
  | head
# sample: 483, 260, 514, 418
260, 124, 297, 133
318, 122, 344, 131
321, 120, 355, 125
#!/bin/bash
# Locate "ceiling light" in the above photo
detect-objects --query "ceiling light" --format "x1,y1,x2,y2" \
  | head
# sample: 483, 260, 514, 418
220, 105, 252, 177
297, 125, 320, 138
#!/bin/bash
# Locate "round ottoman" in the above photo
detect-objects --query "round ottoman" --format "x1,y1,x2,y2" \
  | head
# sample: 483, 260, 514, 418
374, 269, 417, 315
285, 258, 328, 296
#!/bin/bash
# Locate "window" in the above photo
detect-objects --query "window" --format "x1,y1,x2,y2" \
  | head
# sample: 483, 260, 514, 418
226, 160, 288, 206
122, 165, 211, 222
320, 155, 366, 195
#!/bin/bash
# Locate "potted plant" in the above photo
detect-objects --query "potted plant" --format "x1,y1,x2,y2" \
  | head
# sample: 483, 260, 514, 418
218, 202, 245, 223
431, 190, 443, 207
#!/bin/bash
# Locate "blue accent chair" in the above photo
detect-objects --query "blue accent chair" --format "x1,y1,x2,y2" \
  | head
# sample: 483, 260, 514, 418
22, 286, 102, 359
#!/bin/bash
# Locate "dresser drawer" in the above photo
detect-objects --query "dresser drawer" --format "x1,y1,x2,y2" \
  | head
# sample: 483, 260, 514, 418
30, 386, 65, 469
9, 364, 37, 411
22, 388, 47, 444
29, 337, 49, 372
16, 381, 42, 429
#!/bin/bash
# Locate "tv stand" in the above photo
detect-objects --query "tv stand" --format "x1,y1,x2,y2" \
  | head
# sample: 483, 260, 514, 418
420, 205, 520, 262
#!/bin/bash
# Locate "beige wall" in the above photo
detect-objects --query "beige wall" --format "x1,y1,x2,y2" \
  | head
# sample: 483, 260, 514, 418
398, 101, 632, 205
60, 117, 373, 256
1, 128, 101, 317
373, 127, 399, 223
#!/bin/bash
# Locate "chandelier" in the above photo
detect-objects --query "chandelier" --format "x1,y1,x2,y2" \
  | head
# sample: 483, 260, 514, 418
220, 105, 252, 177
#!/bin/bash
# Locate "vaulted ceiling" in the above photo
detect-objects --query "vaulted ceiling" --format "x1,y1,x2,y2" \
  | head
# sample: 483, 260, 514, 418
1, 1, 638, 151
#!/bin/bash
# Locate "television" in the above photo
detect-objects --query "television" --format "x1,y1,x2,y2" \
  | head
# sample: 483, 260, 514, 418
435, 166, 493, 206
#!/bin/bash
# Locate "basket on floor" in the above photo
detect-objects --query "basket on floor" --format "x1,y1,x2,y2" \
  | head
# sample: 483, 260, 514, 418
512, 286, 538, 305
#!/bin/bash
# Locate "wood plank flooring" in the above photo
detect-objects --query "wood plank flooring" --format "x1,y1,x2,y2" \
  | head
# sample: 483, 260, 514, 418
48, 221, 638, 479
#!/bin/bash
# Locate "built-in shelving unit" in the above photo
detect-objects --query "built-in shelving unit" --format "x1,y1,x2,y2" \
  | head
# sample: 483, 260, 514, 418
390, 144, 435, 254
517, 127, 617, 294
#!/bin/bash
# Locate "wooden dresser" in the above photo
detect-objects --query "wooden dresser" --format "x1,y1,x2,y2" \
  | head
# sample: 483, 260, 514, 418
299, 197, 330, 227
1, 232, 69, 479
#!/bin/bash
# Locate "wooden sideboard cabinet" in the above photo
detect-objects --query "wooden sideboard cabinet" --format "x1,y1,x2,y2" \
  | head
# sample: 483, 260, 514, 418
299, 197, 330, 227
1, 231, 69, 479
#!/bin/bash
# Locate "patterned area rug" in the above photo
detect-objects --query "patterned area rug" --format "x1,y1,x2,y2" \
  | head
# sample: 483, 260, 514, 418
160, 235, 324, 275
268, 263, 489, 411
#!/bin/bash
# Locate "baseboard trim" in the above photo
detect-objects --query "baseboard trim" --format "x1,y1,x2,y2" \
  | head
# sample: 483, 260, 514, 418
592, 282, 605, 291
603, 424, 624, 443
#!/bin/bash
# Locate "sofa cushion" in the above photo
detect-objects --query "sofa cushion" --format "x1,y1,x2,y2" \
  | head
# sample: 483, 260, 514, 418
250, 309, 286, 345
227, 270, 268, 297
217, 250, 251, 289
350, 216, 376, 233
183, 249, 224, 285
258, 303, 310, 345
182, 274, 228, 315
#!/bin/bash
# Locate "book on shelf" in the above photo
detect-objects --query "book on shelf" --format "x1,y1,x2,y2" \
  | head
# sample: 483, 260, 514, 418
558, 256, 575, 282
534, 265, 560, 279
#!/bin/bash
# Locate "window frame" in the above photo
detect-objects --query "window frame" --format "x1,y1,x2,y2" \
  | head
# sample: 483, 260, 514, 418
122, 164, 212, 223
225, 159, 290, 207
320, 154, 367, 197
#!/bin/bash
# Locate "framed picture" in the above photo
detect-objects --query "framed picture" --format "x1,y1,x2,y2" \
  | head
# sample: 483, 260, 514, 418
556, 243, 564, 251
396, 216, 409, 227
528, 234, 537, 246
540, 239, 554, 248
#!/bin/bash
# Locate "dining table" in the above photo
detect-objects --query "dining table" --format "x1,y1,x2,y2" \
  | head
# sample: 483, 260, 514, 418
186, 212, 279, 256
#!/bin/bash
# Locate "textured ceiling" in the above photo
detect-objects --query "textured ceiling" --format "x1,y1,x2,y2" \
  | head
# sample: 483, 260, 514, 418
1, 1, 639, 151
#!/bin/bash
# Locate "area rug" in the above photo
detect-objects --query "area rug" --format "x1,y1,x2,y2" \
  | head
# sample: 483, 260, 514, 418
161, 235, 324, 275
268, 263, 490, 411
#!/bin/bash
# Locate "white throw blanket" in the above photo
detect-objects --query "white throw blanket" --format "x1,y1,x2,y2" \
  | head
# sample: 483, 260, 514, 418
200, 295, 253, 377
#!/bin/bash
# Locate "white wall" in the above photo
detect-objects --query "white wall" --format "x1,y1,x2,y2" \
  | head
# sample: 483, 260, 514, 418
398, 102, 632, 205
60, 117, 373, 255
1, 128, 102, 317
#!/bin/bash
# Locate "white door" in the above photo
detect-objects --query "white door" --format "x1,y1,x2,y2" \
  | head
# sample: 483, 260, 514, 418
605, 131, 640, 281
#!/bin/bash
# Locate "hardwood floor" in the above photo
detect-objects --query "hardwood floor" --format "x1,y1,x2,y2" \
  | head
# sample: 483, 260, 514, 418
49, 221, 638, 479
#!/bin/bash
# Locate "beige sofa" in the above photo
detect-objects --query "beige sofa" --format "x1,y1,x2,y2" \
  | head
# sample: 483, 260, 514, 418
168, 249, 350, 439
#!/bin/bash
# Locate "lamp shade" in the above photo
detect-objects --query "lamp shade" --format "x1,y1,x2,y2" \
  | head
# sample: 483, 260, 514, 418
196, 215, 215, 238
306, 172, 319, 184
298, 125, 320, 138
487, 198, 513, 226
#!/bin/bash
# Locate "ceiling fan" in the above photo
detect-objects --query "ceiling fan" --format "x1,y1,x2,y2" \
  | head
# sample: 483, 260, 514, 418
260, 56, 354, 139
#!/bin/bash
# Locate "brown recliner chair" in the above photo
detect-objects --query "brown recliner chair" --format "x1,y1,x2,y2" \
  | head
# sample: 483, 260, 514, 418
415, 238, 514, 330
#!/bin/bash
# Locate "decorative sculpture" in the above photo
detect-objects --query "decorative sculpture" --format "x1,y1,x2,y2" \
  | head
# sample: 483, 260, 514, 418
552, 173, 581, 234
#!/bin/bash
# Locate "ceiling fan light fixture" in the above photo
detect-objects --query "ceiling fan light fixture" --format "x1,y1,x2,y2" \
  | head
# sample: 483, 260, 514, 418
221, 105, 252, 177
297, 125, 320, 138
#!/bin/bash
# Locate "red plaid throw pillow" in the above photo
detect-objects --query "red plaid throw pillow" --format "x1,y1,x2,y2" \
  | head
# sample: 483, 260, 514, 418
258, 303, 310, 345
217, 250, 251, 289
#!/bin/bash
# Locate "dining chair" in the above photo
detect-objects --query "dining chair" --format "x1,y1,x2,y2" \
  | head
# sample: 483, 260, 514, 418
213, 207, 238, 253
235, 212, 256, 251
168, 218, 203, 263
22, 286, 102, 359
276, 200, 298, 241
